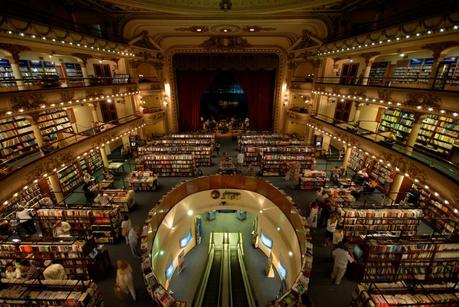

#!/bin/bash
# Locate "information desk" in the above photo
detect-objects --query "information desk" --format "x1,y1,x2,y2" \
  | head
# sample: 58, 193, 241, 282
128, 171, 158, 191
107, 162, 124, 174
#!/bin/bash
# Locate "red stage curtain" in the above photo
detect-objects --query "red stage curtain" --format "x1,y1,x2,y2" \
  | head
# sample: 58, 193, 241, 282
175, 69, 275, 131
175, 70, 217, 131
232, 70, 276, 131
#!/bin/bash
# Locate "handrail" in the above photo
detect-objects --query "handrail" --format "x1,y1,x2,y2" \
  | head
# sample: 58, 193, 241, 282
0, 74, 133, 93
237, 233, 257, 307
315, 76, 459, 92
308, 113, 459, 184
0, 113, 144, 177
193, 233, 215, 307
223, 233, 230, 307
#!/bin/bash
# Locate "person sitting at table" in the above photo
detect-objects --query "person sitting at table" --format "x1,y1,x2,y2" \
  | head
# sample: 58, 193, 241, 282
94, 192, 110, 205
331, 166, 341, 185
351, 185, 364, 200
355, 168, 369, 184
53, 220, 72, 238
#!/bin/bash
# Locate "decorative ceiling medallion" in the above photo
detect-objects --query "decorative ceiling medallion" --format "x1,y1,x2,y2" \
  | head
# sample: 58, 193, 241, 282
210, 24, 241, 33
199, 36, 250, 49
242, 26, 276, 33
174, 26, 209, 33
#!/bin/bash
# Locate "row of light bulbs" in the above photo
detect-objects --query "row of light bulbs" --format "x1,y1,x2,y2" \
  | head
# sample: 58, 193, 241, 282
2, 123, 147, 206
5, 30, 136, 57
4, 90, 140, 118
311, 90, 459, 118
316, 25, 459, 56
306, 122, 457, 212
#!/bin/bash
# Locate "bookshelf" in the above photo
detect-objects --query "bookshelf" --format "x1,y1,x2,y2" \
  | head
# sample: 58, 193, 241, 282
57, 163, 83, 194
368, 61, 389, 86
405, 184, 459, 234
416, 114, 458, 158
300, 170, 327, 190
351, 281, 459, 306
0, 117, 38, 160
0, 58, 15, 87
378, 109, 415, 142
338, 208, 422, 239
136, 154, 195, 177
37, 109, 73, 142
0, 279, 103, 306
242, 145, 314, 166
0, 237, 95, 279
261, 154, 316, 176
362, 237, 459, 283
138, 145, 212, 167
86, 150, 104, 174
390, 58, 433, 84
36, 206, 122, 243
350, 150, 368, 172
445, 56, 459, 86
369, 161, 395, 193
128, 171, 158, 191
63, 63, 83, 84
0, 182, 45, 218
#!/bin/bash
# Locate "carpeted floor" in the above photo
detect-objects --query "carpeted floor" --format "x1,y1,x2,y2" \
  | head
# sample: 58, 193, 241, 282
63, 137, 432, 307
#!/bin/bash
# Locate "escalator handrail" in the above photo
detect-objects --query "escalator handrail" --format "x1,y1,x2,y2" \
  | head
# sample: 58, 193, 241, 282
237, 233, 258, 307
227, 239, 233, 307
193, 233, 215, 307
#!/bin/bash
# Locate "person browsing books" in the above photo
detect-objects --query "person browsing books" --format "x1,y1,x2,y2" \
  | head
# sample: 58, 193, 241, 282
331, 243, 354, 285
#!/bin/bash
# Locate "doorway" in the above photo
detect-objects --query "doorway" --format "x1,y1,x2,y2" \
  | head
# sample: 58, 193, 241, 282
340, 63, 360, 85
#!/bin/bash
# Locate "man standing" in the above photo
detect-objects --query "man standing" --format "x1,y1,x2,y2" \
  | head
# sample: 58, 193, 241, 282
331, 243, 354, 285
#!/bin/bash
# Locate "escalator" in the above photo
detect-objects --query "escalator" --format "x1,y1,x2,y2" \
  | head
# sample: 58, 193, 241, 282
230, 247, 249, 307
193, 232, 256, 307
201, 249, 222, 306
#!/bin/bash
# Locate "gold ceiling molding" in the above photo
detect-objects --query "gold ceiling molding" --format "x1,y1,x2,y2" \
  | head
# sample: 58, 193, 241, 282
405, 93, 441, 109
11, 94, 46, 112
377, 89, 393, 101
175, 26, 209, 32
200, 36, 251, 49
0, 43, 31, 62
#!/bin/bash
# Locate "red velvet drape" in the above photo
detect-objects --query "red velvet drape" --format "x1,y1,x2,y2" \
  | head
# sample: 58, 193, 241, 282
232, 70, 275, 131
175, 69, 275, 131
176, 70, 217, 131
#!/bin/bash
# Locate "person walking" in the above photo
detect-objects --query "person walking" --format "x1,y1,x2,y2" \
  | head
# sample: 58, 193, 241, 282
128, 225, 141, 257
115, 259, 136, 301
325, 215, 338, 247
121, 215, 132, 245
308, 202, 319, 229
331, 243, 354, 285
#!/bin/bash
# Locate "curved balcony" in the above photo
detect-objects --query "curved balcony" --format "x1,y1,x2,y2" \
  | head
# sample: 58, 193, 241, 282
0, 110, 163, 201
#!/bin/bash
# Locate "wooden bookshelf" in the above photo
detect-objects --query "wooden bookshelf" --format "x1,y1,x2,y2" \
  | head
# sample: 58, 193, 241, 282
362, 236, 459, 283
369, 161, 395, 193
378, 109, 415, 142
405, 184, 459, 234
0, 58, 15, 88
37, 109, 73, 142
0, 279, 103, 306
99, 189, 135, 212
136, 154, 195, 177
339, 208, 422, 240
138, 144, 212, 167
57, 163, 83, 194
416, 114, 458, 158
368, 61, 389, 86
242, 145, 314, 166
351, 281, 459, 306
261, 154, 316, 176
86, 150, 104, 174
36, 206, 122, 243
0, 237, 96, 279
0, 117, 38, 160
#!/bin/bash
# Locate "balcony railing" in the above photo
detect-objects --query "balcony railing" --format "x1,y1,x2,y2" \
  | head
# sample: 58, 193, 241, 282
315, 76, 459, 92
0, 74, 133, 93
308, 113, 459, 183
0, 112, 148, 179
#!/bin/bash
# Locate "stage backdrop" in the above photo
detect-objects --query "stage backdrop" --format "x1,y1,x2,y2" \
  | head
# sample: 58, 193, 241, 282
174, 54, 278, 131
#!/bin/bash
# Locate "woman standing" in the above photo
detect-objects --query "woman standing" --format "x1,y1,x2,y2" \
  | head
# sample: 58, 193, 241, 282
120, 215, 132, 245
115, 259, 136, 301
